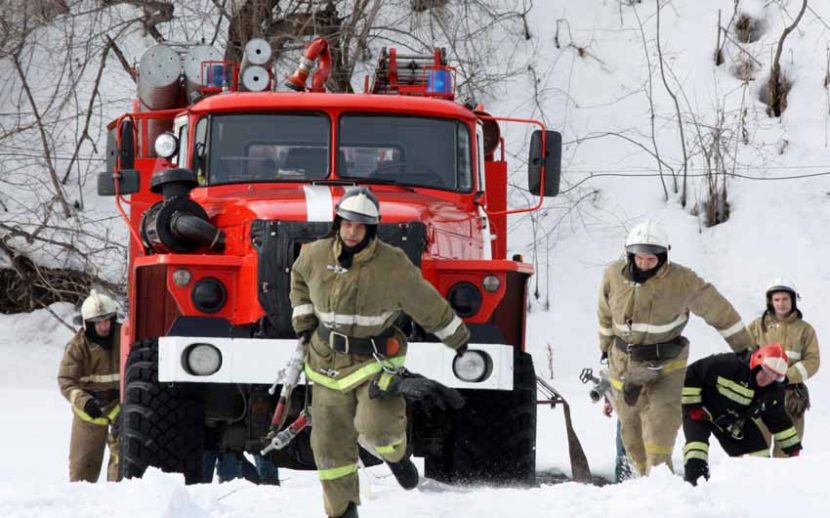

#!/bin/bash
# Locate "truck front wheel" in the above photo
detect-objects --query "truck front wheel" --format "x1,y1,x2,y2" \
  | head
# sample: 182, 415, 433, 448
119, 339, 204, 483
424, 351, 536, 485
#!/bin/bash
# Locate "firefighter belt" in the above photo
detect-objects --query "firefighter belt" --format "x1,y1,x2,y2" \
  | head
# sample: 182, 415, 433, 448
317, 326, 400, 356
615, 336, 686, 362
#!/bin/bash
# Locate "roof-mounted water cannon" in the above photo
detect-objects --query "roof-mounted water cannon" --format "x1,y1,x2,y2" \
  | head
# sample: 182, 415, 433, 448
284, 38, 331, 92
369, 47, 455, 100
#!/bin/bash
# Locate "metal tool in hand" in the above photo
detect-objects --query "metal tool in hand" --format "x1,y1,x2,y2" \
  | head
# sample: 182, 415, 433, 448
262, 409, 312, 454
579, 367, 611, 403
269, 336, 308, 428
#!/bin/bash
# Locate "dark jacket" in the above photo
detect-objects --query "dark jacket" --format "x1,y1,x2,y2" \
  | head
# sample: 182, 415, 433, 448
682, 352, 801, 454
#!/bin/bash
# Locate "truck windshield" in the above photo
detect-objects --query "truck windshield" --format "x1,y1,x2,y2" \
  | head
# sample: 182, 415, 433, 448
338, 115, 472, 192
205, 113, 330, 185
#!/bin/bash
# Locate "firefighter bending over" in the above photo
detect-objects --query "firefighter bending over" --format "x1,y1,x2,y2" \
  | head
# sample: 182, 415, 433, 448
57, 290, 122, 482
597, 220, 754, 475
681, 343, 802, 485
746, 278, 819, 457
290, 187, 469, 518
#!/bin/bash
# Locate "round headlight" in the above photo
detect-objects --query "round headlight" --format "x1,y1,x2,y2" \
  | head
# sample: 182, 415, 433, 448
183, 343, 222, 376
172, 268, 192, 287
482, 274, 500, 293
154, 132, 179, 159
191, 277, 226, 313
448, 282, 482, 318
452, 350, 492, 383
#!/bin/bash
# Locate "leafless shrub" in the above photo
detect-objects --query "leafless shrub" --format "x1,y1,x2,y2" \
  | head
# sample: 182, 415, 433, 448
767, 0, 807, 117
734, 13, 765, 43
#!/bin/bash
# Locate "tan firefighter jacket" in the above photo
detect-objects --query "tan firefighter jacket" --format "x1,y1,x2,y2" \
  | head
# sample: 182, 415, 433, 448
598, 260, 753, 353
57, 325, 121, 426
291, 236, 470, 392
747, 312, 820, 384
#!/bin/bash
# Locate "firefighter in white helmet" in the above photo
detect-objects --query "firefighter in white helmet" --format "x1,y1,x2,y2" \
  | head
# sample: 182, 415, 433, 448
57, 289, 122, 482
597, 219, 754, 476
290, 187, 469, 518
746, 278, 820, 456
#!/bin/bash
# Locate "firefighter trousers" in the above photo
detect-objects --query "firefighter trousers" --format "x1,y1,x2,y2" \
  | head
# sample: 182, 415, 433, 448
69, 415, 119, 482
682, 413, 770, 472
610, 345, 689, 475
311, 380, 407, 517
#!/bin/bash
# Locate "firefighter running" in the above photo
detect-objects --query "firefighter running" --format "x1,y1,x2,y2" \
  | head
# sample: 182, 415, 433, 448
597, 220, 754, 476
681, 343, 802, 485
290, 187, 470, 518
746, 278, 820, 457
57, 290, 122, 482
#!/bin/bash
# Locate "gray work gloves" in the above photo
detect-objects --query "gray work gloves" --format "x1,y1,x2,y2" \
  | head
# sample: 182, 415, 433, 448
622, 365, 660, 406
785, 383, 810, 418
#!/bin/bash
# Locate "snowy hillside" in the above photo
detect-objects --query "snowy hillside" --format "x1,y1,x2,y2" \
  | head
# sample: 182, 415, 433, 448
3, 0, 830, 516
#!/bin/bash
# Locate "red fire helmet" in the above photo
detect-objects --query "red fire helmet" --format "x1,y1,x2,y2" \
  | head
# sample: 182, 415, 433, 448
750, 343, 788, 381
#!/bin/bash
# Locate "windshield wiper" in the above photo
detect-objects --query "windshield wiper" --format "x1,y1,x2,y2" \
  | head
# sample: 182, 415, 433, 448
320, 177, 415, 191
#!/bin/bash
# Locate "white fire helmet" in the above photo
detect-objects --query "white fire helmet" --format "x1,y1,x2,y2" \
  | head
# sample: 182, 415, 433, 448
335, 187, 380, 225
81, 289, 119, 329
625, 219, 669, 255
765, 278, 800, 301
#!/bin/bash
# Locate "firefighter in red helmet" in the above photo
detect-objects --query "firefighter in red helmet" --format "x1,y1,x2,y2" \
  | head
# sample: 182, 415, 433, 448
681, 343, 802, 485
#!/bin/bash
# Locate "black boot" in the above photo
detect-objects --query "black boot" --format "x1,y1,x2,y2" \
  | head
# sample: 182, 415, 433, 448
387, 456, 419, 490
331, 502, 358, 518
683, 458, 710, 486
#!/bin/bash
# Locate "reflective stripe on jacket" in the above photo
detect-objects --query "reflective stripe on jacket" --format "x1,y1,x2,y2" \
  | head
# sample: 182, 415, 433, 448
57, 326, 121, 421
291, 236, 469, 392
747, 313, 820, 384
598, 260, 753, 353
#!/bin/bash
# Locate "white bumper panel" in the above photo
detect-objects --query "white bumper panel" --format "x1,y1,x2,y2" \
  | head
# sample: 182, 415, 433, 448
157, 337, 514, 390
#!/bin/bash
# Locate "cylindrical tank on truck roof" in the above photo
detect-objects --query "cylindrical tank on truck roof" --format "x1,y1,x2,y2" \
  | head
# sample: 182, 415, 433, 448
137, 44, 182, 110
183, 45, 223, 100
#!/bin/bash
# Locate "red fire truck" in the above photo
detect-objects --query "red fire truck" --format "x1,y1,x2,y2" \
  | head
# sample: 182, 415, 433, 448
99, 38, 561, 485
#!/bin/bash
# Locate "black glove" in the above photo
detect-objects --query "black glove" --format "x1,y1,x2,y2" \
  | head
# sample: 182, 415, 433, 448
369, 371, 465, 415
455, 344, 468, 358
83, 398, 103, 419
683, 458, 709, 486
600, 351, 608, 365
298, 330, 312, 345
622, 382, 642, 406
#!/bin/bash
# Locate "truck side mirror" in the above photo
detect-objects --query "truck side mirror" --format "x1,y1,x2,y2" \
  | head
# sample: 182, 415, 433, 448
106, 120, 135, 171
527, 130, 562, 197
98, 169, 140, 196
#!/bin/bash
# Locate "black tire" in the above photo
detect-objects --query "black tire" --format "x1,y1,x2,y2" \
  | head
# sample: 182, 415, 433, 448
119, 339, 205, 483
424, 351, 536, 485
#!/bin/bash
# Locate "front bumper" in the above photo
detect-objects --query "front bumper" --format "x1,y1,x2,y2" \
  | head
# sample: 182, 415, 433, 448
157, 336, 514, 390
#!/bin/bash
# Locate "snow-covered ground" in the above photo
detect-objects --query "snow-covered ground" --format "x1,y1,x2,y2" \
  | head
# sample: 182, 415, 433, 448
3, 0, 830, 516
